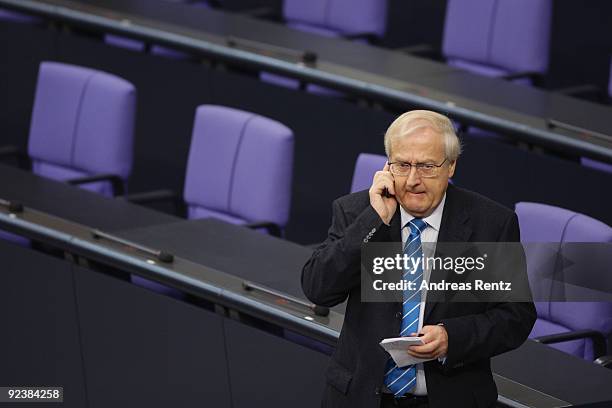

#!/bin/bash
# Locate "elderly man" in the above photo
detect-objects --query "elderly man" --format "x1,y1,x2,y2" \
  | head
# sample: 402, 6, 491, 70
302, 110, 535, 408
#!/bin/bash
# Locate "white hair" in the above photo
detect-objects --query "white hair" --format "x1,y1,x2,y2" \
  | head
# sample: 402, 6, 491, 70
383, 110, 462, 161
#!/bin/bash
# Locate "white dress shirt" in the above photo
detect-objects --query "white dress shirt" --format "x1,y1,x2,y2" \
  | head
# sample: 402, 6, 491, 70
399, 193, 446, 396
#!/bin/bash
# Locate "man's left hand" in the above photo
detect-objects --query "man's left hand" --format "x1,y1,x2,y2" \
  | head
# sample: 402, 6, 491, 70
407, 325, 448, 359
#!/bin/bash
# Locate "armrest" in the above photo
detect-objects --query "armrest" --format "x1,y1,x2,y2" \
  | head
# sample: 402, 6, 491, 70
124, 189, 178, 204
395, 43, 442, 60
499, 71, 542, 83
243, 221, 282, 237
240, 6, 280, 20
124, 189, 184, 216
533, 329, 607, 359
342, 32, 379, 45
594, 355, 612, 369
66, 173, 124, 196
0, 145, 30, 169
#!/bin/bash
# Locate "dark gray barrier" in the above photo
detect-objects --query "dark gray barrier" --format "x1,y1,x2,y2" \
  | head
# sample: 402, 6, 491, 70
0, 239, 329, 408
0, 240, 87, 408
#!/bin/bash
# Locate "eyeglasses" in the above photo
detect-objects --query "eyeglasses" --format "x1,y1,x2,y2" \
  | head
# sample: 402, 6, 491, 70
388, 158, 448, 178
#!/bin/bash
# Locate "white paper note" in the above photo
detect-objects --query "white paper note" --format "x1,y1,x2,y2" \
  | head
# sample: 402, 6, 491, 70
379, 337, 434, 367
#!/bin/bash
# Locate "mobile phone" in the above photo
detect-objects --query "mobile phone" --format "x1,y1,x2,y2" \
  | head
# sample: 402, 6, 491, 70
382, 187, 394, 198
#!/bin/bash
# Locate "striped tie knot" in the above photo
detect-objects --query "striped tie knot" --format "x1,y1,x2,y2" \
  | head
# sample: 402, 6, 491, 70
407, 218, 427, 236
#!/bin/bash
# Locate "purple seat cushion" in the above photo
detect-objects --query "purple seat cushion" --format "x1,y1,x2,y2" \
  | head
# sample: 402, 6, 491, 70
446, 59, 532, 87
150, 45, 189, 59
183, 105, 294, 228
260, 72, 301, 90
187, 206, 246, 225
27, 62, 135, 196
31, 161, 114, 196
443, 0, 551, 76
104, 34, 146, 52
447, 58, 510, 77
283, 0, 386, 37
287, 21, 340, 37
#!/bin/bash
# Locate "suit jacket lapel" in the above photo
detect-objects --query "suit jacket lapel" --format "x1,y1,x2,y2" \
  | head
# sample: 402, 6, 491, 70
424, 185, 472, 322
388, 207, 402, 243
385, 207, 403, 335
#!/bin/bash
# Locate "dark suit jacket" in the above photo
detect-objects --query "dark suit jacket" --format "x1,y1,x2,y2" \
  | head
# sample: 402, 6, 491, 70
301, 184, 536, 408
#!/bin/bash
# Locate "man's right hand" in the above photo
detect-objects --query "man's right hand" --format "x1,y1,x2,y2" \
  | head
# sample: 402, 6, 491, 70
369, 162, 397, 225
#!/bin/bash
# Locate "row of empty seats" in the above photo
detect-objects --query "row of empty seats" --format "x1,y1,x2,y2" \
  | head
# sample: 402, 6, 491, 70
0, 0, 546, 91
1, 61, 295, 236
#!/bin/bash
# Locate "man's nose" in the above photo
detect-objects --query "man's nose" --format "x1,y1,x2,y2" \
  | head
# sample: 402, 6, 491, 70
405, 166, 422, 187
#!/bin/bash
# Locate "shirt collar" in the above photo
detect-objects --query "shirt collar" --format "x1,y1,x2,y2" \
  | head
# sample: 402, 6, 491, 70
400, 193, 446, 232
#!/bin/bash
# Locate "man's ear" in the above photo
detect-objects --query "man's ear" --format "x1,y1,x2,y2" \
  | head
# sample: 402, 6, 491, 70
448, 160, 456, 178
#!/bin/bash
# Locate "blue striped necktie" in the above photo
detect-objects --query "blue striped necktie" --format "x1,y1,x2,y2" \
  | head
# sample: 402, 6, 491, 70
383, 218, 428, 398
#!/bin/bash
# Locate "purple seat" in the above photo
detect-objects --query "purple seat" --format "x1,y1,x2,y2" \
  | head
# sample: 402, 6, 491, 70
183, 105, 294, 231
444, 0, 552, 138
28, 62, 136, 196
516, 202, 612, 361
132, 104, 293, 296
283, 0, 387, 39
262, 0, 387, 94
350, 153, 387, 193
443, 0, 551, 84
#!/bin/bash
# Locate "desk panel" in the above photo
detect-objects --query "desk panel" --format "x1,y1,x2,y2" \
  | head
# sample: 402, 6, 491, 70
0, 240, 87, 408
224, 319, 328, 408
74, 265, 232, 408
493, 341, 612, 406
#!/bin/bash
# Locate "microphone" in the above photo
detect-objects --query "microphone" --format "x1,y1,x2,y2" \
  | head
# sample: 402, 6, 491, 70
242, 281, 330, 317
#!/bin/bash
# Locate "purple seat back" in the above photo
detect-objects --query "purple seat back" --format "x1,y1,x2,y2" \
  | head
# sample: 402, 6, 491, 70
443, 0, 551, 77
350, 153, 387, 193
516, 202, 612, 360
183, 105, 294, 228
283, 0, 387, 38
27, 62, 136, 196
